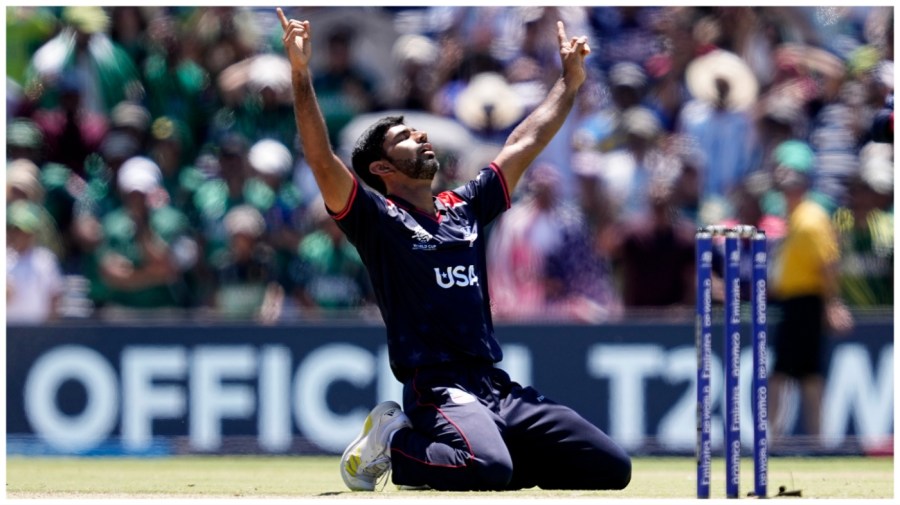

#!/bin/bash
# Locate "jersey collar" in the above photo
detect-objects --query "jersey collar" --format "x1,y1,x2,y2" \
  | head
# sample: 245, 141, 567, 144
385, 193, 443, 222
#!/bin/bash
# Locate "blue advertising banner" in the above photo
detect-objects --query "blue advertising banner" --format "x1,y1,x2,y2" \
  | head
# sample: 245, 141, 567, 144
7, 321, 892, 457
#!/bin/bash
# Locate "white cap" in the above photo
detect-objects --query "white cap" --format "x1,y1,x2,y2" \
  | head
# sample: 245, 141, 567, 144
392, 34, 438, 65
621, 106, 662, 139
861, 156, 893, 195
224, 204, 266, 238
118, 156, 162, 194
248, 139, 293, 177
248, 54, 292, 93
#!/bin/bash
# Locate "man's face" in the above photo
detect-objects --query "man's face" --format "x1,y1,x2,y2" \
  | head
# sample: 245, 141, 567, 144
382, 124, 440, 181
7, 225, 35, 253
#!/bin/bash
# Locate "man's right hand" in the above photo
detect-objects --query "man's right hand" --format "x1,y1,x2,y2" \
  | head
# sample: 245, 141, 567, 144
277, 8, 312, 71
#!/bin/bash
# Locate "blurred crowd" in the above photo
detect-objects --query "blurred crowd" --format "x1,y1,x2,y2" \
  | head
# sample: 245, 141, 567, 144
6, 6, 894, 324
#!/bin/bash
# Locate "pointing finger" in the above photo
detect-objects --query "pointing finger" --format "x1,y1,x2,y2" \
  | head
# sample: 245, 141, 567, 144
276, 7, 289, 30
557, 21, 567, 46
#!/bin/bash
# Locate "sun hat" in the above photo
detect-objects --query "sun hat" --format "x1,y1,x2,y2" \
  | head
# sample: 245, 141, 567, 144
686, 49, 759, 111
454, 72, 524, 131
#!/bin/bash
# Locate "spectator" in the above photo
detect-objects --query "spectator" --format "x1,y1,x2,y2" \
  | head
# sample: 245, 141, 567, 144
588, 6, 661, 70
3, 6, 894, 327
7, 159, 45, 207
6, 118, 45, 164
313, 25, 380, 148
752, 93, 806, 177
24, 6, 143, 115
431, 24, 505, 122
665, 135, 706, 223
244, 138, 304, 257
31, 73, 108, 176
184, 7, 262, 78
90, 156, 197, 314
142, 13, 211, 145
109, 100, 152, 152
453, 72, 524, 142
7, 200, 64, 324
573, 61, 648, 153
680, 49, 759, 204
71, 130, 142, 257
589, 106, 670, 221
389, 34, 439, 110
194, 133, 252, 267
832, 144, 893, 307
149, 116, 201, 211
609, 177, 696, 307
215, 53, 297, 148
109, 6, 152, 67
487, 164, 616, 322
213, 204, 284, 323
290, 200, 375, 315
5, 6, 57, 87
768, 140, 853, 447
708, 172, 787, 303
6, 159, 64, 260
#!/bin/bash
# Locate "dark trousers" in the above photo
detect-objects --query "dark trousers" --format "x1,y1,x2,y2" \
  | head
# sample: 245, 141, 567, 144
389, 363, 631, 491
773, 295, 825, 378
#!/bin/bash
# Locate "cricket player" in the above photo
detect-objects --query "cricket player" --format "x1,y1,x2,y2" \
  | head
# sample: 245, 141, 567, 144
277, 8, 631, 491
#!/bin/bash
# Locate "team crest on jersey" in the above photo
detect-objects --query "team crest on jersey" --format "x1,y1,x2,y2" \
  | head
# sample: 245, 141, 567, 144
462, 224, 478, 246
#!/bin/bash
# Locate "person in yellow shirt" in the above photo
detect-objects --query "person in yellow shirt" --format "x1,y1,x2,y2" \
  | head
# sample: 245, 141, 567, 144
768, 140, 853, 448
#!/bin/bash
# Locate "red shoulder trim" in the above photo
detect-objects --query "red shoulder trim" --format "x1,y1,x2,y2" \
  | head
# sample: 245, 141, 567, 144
330, 178, 358, 221
490, 162, 511, 210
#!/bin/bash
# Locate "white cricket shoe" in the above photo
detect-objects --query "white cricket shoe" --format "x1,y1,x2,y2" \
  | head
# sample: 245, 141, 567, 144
340, 401, 412, 491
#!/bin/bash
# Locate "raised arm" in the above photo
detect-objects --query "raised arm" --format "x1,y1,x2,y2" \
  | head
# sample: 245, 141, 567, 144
277, 8, 355, 214
493, 21, 590, 193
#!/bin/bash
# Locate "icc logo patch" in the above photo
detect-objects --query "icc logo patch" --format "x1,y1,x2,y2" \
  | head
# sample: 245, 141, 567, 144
412, 226, 433, 243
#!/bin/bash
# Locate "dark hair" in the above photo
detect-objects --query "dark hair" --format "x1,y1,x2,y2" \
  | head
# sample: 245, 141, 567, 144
350, 115, 404, 195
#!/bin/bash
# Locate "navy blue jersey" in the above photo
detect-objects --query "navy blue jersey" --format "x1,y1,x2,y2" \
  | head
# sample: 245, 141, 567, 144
331, 163, 511, 380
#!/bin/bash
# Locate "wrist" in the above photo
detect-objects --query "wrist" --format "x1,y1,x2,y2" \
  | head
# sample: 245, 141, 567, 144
291, 67, 311, 80
557, 75, 582, 95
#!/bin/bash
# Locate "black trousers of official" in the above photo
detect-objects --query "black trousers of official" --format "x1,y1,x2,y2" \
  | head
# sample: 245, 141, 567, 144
389, 363, 632, 491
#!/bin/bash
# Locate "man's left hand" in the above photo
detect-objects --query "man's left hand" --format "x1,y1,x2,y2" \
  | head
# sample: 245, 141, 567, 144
556, 21, 590, 90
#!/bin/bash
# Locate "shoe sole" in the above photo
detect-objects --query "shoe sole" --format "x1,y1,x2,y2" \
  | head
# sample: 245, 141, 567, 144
340, 401, 402, 491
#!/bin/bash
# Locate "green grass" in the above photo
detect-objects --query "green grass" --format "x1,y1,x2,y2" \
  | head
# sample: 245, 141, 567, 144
5, 455, 893, 499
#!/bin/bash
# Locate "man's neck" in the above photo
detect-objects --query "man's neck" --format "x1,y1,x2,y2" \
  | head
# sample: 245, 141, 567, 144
386, 181, 435, 215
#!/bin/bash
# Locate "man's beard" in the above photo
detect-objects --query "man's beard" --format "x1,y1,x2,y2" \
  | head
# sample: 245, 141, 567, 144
390, 155, 440, 180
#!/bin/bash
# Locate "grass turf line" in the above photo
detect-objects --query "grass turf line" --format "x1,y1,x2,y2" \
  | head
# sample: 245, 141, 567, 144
6, 455, 893, 499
